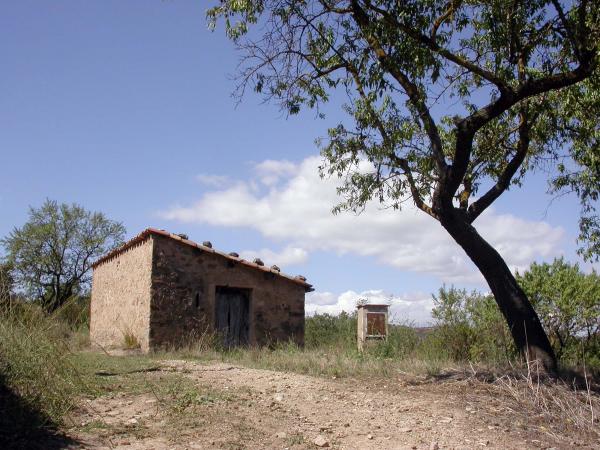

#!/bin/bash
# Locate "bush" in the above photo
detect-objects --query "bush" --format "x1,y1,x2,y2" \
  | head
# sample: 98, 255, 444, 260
305, 311, 356, 350
53, 296, 90, 332
305, 312, 420, 361
0, 301, 83, 426
428, 285, 516, 364
368, 324, 419, 359
516, 258, 600, 370
123, 332, 141, 350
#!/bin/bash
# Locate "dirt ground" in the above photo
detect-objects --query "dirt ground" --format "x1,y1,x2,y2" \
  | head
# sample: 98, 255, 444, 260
70, 360, 598, 450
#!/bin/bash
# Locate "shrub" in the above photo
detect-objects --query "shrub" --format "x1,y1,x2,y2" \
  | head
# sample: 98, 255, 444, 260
429, 285, 516, 364
0, 301, 82, 426
305, 311, 356, 350
369, 324, 419, 359
53, 296, 90, 332
516, 258, 600, 369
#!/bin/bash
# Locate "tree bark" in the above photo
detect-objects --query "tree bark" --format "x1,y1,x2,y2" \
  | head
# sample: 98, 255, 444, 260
439, 208, 558, 374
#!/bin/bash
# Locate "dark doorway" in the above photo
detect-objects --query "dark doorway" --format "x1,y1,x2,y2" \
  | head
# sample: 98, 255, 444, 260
215, 286, 250, 347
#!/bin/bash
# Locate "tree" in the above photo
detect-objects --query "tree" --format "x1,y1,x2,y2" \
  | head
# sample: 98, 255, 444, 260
208, 0, 600, 372
1, 200, 125, 312
0, 262, 14, 306
516, 258, 600, 363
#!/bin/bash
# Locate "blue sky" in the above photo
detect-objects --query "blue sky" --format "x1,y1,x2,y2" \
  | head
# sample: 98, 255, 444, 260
1, 1, 595, 324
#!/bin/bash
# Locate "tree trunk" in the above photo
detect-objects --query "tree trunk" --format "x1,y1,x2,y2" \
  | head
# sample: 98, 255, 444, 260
439, 209, 558, 374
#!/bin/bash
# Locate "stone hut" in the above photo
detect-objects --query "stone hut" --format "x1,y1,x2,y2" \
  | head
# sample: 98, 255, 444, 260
90, 228, 313, 352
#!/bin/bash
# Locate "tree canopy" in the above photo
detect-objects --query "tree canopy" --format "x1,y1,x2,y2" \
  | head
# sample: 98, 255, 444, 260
208, 0, 598, 241
550, 72, 600, 261
1, 200, 125, 311
208, 0, 599, 372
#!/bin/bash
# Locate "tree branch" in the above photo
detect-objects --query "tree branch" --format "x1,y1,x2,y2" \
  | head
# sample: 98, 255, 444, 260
362, 0, 509, 90
551, 0, 582, 61
389, 154, 437, 219
431, 0, 462, 42
345, 64, 436, 219
448, 52, 597, 200
349, 0, 448, 179
466, 109, 531, 222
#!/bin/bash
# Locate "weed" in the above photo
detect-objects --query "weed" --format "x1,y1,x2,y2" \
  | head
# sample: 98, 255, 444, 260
122, 332, 140, 350
159, 376, 234, 414
78, 420, 110, 432
285, 432, 306, 445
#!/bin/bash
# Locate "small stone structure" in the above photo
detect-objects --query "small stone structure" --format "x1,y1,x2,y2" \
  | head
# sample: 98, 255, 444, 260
357, 304, 389, 351
90, 228, 313, 352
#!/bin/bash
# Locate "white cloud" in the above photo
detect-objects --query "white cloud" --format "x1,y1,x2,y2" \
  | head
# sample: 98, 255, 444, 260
196, 174, 230, 187
306, 289, 435, 326
162, 156, 565, 284
254, 159, 297, 186
239, 246, 308, 267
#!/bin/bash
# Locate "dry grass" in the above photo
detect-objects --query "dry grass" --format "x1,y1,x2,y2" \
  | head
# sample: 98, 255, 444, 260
432, 359, 600, 442
490, 362, 598, 439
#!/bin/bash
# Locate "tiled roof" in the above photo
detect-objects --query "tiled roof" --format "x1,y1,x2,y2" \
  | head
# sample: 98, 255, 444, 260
357, 304, 390, 308
92, 228, 313, 291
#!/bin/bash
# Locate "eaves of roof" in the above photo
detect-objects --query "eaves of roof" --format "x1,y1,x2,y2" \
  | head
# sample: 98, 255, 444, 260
92, 228, 313, 292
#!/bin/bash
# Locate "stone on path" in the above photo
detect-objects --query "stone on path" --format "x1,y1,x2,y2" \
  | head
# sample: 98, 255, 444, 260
313, 435, 330, 447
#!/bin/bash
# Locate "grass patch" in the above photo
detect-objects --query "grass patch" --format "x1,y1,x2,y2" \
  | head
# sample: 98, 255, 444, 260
162, 376, 235, 414
496, 376, 598, 437
68, 352, 163, 398
169, 335, 456, 380
68, 351, 235, 417
1, 299, 598, 447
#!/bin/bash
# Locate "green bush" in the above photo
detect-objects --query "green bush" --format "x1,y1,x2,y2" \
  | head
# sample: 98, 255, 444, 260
428, 285, 516, 364
305, 311, 357, 350
517, 258, 600, 370
0, 301, 83, 426
305, 312, 420, 361
369, 324, 419, 359
53, 296, 90, 332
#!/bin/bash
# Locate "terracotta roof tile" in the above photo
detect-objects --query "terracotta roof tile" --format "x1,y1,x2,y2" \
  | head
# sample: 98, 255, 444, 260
92, 228, 313, 291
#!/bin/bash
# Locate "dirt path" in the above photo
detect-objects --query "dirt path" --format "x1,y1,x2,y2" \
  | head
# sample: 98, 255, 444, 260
71, 360, 597, 449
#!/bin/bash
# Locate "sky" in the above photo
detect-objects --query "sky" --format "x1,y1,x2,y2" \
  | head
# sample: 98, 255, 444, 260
1, 1, 596, 325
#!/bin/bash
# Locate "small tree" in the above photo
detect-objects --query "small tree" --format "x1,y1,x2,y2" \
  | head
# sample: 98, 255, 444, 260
208, 1, 600, 372
517, 258, 600, 364
431, 286, 474, 360
1, 200, 125, 312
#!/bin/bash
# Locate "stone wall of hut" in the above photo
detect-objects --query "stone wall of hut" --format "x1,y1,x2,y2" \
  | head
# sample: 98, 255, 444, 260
90, 237, 154, 351
149, 234, 305, 349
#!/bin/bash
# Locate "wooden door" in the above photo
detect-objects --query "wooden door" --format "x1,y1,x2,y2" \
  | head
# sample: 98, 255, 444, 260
215, 287, 250, 347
